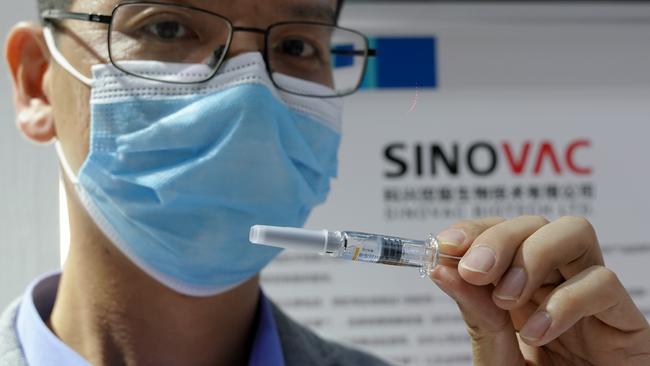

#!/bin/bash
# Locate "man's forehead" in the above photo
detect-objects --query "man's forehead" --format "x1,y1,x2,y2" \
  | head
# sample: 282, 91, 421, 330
83, 0, 337, 23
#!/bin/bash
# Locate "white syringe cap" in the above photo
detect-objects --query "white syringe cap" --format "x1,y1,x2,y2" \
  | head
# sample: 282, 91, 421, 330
249, 225, 340, 252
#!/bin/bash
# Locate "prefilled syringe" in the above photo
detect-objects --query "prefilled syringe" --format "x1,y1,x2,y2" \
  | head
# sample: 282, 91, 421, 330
249, 225, 461, 276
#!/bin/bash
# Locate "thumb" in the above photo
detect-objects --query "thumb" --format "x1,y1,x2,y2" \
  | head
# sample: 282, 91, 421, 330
431, 265, 527, 366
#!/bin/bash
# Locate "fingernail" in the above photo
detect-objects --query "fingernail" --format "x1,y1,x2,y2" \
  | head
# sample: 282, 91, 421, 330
459, 246, 496, 273
437, 229, 466, 247
520, 311, 552, 342
429, 269, 456, 298
494, 268, 527, 301
429, 267, 443, 284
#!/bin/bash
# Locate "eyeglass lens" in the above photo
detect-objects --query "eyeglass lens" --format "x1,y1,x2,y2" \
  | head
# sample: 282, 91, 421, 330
109, 3, 369, 96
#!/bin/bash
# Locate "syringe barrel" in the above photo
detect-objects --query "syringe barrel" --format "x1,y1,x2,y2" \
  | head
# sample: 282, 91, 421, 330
249, 225, 457, 276
336, 231, 433, 274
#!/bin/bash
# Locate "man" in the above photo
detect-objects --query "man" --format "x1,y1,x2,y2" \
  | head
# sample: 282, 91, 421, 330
1, 1, 649, 365
1, 0, 389, 365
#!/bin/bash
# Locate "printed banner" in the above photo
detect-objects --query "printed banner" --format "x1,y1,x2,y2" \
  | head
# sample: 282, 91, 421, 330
263, 89, 650, 365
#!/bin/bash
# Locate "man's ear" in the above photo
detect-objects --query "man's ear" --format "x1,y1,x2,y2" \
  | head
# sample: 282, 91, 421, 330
6, 22, 56, 144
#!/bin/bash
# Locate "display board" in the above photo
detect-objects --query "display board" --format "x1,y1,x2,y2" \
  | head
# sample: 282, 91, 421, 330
261, 3, 650, 365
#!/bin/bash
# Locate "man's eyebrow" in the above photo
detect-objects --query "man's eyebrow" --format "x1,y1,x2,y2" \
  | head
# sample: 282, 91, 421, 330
284, 3, 336, 23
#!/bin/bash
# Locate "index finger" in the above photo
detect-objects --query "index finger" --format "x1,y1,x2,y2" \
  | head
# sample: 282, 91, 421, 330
436, 217, 507, 256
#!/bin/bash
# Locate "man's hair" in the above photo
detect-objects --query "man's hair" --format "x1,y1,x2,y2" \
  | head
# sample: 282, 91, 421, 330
38, 0, 344, 21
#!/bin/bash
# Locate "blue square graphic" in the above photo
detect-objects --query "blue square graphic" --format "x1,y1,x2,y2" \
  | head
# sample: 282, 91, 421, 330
332, 44, 355, 68
376, 37, 437, 88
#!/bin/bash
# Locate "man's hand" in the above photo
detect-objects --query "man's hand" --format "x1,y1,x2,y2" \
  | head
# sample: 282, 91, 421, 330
429, 216, 650, 365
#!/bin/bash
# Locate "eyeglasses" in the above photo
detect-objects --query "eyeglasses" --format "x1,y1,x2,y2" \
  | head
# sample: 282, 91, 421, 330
41, 1, 377, 97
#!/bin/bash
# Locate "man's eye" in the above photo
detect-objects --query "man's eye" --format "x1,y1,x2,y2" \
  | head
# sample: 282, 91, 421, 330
278, 38, 318, 58
143, 21, 192, 40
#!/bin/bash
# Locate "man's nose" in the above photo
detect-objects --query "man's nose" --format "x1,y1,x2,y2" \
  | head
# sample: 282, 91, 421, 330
226, 28, 266, 59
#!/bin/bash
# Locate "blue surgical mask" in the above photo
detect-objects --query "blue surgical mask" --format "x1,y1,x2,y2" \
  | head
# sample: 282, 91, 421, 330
56, 52, 342, 296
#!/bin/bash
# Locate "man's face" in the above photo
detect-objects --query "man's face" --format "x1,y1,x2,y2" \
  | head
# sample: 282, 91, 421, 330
49, 0, 338, 173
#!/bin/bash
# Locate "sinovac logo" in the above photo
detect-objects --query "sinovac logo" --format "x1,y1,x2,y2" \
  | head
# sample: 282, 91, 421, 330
383, 139, 592, 178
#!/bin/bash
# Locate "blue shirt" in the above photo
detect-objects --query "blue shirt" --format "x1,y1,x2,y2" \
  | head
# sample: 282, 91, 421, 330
16, 272, 285, 366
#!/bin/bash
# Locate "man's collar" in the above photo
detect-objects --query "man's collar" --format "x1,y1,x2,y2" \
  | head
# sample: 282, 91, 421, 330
16, 271, 285, 366
16, 272, 90, 366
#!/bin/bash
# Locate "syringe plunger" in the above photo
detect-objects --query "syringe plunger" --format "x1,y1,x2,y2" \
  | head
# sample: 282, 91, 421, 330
249, 225, 342, 252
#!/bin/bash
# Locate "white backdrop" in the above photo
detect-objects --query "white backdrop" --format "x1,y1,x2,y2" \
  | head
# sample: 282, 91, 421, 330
261, 3, 650, 366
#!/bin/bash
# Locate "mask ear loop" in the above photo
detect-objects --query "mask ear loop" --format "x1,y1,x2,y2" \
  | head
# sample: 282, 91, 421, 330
43, 26, 93, 86
55, 142, 80, 186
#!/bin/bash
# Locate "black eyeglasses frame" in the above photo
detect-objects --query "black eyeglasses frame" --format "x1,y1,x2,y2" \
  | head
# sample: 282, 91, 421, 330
41, 0, 377, 98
